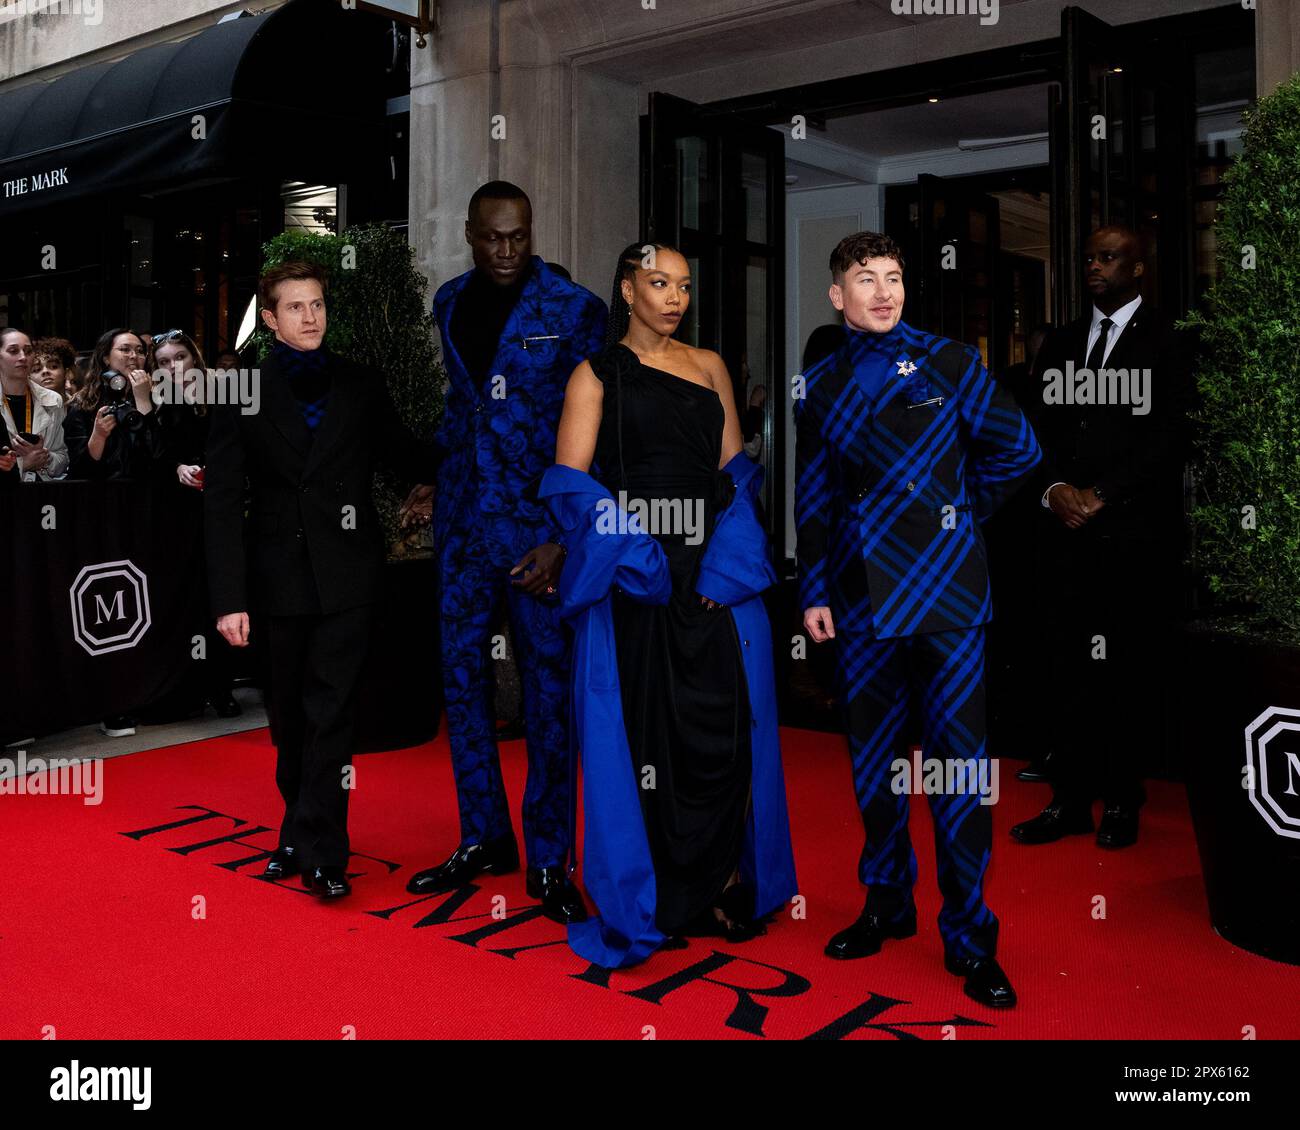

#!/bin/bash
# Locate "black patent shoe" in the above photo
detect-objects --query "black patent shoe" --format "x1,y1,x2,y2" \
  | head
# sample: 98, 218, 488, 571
1096, 805, 1139, 849
1009, 802, 1094, 845
302, 866, 351, 899
526, 867, 589, 924
944, 954, 1017, 1009
824, 907, 917, 960
262, 845, 300, 880
406, 835, 520, 895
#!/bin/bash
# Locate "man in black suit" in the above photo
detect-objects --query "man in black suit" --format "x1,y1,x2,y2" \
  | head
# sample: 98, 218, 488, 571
205, 261, 439, 898
1010, 227, 1191, 850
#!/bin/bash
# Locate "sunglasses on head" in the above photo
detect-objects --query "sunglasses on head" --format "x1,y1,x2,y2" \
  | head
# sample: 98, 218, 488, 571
153, 330, 186, 344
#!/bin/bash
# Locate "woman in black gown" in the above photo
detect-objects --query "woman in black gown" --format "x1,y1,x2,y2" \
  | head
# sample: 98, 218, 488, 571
554, 242, 762, 941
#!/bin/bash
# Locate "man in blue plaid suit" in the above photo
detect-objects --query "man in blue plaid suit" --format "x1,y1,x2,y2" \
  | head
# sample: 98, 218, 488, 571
795, 231, 1040, 1008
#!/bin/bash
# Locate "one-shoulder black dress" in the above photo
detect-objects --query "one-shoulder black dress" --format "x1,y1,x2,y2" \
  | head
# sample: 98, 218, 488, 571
589, 343, 751, 935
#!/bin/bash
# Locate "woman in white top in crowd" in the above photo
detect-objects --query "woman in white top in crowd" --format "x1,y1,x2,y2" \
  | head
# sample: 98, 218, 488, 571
0, 327, 69, 482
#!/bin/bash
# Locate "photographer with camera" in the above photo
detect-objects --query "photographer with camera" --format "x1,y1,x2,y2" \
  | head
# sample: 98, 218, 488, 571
1, 328, 69, 483
62, 328, 162, 480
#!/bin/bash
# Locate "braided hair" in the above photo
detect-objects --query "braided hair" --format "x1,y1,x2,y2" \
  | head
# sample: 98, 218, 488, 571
606, 240, 679, 346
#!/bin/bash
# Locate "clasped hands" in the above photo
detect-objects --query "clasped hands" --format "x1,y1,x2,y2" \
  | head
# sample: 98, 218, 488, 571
1047, 483, 1105, 530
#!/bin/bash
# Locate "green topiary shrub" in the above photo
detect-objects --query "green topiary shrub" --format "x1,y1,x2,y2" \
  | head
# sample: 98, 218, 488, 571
1184, 72, 1300, 644
253, 223, 444, 558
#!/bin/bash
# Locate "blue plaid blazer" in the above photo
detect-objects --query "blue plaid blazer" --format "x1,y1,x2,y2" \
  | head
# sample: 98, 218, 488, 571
795, 321, 1040, 640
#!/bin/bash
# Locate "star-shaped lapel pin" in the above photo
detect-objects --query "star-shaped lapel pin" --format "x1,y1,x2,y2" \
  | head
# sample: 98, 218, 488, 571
896, 359, 918, 377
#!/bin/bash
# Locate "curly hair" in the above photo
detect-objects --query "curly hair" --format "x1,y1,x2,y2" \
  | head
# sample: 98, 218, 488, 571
32, 336, 77, 371
829, 231, 906, 281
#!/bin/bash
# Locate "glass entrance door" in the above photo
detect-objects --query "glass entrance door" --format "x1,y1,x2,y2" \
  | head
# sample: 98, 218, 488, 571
916, 173, 1002, 372
643, 92, 785, 544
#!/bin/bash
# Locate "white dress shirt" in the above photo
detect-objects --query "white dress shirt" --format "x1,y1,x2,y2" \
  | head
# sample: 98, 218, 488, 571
1083, 293, 1143, 370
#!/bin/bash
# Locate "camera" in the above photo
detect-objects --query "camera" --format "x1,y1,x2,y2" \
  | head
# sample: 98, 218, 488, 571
100, 369, 146, 430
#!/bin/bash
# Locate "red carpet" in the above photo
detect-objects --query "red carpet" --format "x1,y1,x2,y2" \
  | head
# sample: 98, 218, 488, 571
2, 726, 1296, 1040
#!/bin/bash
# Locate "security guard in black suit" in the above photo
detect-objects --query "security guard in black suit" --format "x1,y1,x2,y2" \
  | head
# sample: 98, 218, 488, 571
205, 261, 439, 898
1011, 227, 1192, 851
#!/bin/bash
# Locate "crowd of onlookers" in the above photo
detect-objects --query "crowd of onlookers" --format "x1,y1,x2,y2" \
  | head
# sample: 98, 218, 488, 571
1, 325, 242, 485
1, 324, 245, 738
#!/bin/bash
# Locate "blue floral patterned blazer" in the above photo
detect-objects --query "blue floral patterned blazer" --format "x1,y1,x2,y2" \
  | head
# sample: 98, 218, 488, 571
432, 256, 607, 548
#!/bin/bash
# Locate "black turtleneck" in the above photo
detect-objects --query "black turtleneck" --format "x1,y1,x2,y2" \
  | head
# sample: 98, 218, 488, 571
450, 259, 533, 388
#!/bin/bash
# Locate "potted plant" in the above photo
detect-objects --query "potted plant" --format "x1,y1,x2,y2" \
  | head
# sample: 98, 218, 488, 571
1180, 73, 1300, 965
255, 224, 445, 751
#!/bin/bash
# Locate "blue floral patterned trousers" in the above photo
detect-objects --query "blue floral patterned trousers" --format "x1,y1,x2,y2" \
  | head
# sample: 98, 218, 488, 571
436, 519, 571, 869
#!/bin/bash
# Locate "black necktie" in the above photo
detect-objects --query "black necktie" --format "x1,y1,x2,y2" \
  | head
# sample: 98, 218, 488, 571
1085, 317, 1114, 371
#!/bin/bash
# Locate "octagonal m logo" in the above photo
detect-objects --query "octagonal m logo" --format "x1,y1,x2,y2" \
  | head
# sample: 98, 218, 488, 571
1244, 706, 1300, 840
69, 559, 152, 657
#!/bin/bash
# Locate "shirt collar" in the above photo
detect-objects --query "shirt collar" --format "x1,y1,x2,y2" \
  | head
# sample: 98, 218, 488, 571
1091, 293, 1142, 335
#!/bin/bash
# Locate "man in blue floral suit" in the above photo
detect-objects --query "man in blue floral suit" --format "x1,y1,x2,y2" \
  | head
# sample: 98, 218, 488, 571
406, 182, 607, 923
795, 231, 1040, 1008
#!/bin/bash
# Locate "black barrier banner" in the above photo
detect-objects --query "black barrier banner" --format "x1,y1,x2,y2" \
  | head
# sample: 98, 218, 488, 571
0, 481, 210, 739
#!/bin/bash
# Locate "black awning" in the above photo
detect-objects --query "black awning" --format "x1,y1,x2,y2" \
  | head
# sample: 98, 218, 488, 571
0, 0, 387, 217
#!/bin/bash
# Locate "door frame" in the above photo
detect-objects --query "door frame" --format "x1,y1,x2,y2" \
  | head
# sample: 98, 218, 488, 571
696, 2, 1252, 326
641, 92, 787, 562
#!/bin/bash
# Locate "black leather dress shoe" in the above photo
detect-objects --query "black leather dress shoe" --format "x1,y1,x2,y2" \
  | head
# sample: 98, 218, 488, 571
406, 835, 520, 895
824, 909, 917, 959
1096, 805, 1139, 849
1016, 753, 1053, 783
262, 845, 300, 880
302, 866, 351, 899
944, 954, 1017, 1008
526, 867, 589, 924
1010, 803, 1094, 844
